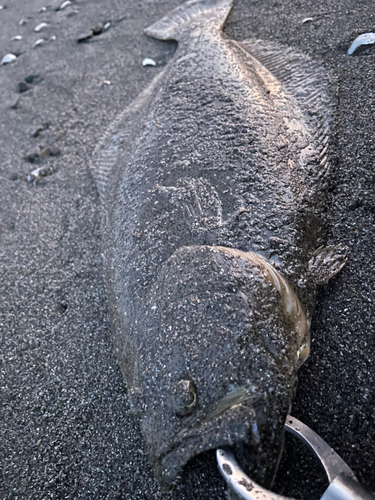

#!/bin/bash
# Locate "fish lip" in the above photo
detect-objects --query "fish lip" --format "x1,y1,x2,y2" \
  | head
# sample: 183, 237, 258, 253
153, 403, 257, 489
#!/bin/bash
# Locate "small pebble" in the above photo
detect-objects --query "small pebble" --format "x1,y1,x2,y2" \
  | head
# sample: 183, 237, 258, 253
18, 82, 30, 93
92, 22, 103, 35
142, 58, 157, 67
10, 95, 21, 109
19, 18, 27, 25
26, 151, 40, 163
57, 0, 72, 10
27, 145, 60, 160
50, 35, 56, 41
39, 6, 47, 12
50, 145, 61, 156
1, 53, 17, 65
41, 165, 54, 176
32, 125, 46, 137
39, 147, 51, 159
77, 31, 93, 42
34, 23, 48, 32
33, 39, 45, 48
103, 22, 111, 31
25, 74, 39, 84
12, 35, 23, 41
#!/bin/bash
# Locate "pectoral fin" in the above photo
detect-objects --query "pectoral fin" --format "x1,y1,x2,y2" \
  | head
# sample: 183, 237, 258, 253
308, 245, 348, 285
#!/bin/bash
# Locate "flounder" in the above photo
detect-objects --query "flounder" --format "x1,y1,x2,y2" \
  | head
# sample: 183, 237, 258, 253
92, 0, 347, 491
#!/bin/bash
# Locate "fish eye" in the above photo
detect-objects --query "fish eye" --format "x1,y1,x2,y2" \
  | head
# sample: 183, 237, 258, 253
173, 379, 197, 417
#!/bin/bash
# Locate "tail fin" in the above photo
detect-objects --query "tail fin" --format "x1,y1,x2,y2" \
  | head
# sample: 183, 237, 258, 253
144, 0, 233, 42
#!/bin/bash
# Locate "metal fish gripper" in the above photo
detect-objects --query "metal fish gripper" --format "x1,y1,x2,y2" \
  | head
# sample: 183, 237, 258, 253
217, 415, 375, 500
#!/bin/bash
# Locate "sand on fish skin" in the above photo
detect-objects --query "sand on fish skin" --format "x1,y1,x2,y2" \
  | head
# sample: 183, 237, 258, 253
0, 0, 374, 499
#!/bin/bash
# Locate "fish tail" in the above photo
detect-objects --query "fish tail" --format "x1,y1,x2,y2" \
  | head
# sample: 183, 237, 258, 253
144, 0, 233, 41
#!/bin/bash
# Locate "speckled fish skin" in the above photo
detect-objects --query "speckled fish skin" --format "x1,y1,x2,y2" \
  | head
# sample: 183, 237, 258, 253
93, 0, 340, 491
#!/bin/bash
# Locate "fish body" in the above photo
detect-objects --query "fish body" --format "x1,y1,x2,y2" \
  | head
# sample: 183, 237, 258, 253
92, 0, 346, 490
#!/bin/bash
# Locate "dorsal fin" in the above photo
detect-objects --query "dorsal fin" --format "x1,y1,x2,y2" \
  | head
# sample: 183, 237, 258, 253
237, 39, 333, 178
91, 70, 166, 203
144, 0, 233, 42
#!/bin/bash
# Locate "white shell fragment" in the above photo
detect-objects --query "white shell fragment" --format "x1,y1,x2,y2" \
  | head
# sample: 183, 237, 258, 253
34, 22, 48, 32
50, 35, 56, 41
1, 53, 17, 65
19, 18, 27, 25
33, 38, 45, 48
348, 33, 375, 55
302, 17, 313, 24
0, 5, 3, 9
10, 94, 21, 109
103, 22, 111, 31
31, 168, 42, 178
39, 6, 47, 12
59, 1, 72, 10
12, 35, 23, 40
142, 58, 157, 67
28, 164, 54, 182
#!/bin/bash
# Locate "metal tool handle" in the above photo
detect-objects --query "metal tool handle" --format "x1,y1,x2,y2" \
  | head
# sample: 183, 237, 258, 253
217, 415, 375, 500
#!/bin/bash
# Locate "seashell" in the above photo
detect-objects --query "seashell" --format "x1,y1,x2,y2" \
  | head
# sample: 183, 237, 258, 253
348, 32, 375, 55
142, 58, 156, 67
10, 94, 21, 109
58, 0, 72, 10
103, 22, 111, 31
301, 17, 313, 24
1, 53, 17, 65
77, 31, 93, 42
33, 38, 45, 48
28, 165, 54, 181
34, 22, 48, 32
12, 35, 22, 40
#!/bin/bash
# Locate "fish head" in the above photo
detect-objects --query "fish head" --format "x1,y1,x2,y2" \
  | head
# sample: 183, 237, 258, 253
133, 245, 308, 489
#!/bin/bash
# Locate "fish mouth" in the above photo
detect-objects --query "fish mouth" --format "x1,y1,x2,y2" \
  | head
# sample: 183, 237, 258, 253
153, 395, 284, 490
154, 403, 256, 489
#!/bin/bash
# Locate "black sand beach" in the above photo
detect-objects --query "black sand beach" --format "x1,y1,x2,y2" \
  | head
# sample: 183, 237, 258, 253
1, 0, 374, 499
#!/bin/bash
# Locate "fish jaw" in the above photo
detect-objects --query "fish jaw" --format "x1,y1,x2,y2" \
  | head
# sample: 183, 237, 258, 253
151, 388, 293, 490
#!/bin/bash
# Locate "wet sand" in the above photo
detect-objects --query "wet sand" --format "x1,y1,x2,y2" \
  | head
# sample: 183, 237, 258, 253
1, 0, 374, 498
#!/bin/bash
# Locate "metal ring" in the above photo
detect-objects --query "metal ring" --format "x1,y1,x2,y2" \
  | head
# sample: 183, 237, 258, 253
216, 414, 357, 500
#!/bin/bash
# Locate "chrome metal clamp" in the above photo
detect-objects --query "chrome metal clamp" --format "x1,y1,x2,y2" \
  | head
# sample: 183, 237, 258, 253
217, 415, 375, 500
